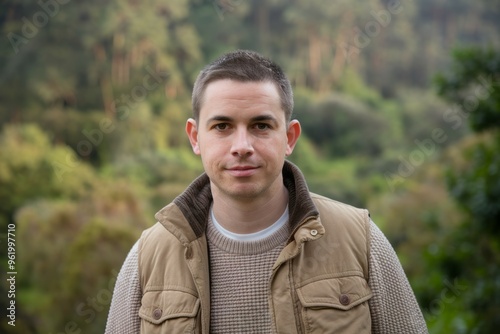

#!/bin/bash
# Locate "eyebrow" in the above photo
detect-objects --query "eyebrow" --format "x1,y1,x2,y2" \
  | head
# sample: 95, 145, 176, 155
251, 115, 279, 124
206, 114, 279, 126
206, 115, 233, 125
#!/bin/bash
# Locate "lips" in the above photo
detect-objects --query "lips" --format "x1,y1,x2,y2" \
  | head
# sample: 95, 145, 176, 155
226, 165, 259, 177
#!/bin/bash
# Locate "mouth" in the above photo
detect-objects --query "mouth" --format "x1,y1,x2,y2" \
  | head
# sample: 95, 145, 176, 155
226, 166, 259, 177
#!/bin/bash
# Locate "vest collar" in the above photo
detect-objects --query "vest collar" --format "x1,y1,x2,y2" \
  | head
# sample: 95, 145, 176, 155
155, 161, 319, 240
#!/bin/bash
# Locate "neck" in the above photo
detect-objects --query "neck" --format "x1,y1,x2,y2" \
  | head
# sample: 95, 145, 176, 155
211, 182, 289, 234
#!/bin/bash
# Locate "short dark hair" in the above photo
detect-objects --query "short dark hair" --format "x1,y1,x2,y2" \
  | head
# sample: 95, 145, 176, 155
192, 50, 294, 122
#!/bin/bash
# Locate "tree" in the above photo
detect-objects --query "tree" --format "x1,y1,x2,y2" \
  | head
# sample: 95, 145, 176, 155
299, 92, 387, 158
435, 47, 500, 133
0, 124, 96, 228
428, 46, 500, 333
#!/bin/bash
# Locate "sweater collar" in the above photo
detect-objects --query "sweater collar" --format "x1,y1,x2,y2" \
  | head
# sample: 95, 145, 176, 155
159, 160, 319, 239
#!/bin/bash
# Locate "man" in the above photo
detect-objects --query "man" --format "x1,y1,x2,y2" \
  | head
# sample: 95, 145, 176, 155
106, 50, 428, 333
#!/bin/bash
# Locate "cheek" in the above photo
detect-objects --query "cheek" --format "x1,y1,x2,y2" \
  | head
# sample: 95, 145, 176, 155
260, 137, 288, 153
255, 144, 287, 164
199, 142, 224, 165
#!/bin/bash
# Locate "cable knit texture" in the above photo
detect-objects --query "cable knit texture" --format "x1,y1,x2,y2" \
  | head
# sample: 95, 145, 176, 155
105, 242, 141, 333
368, 223, 428, 333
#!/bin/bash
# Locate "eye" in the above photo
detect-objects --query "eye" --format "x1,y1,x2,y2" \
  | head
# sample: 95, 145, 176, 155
254, 123, 271, 130
214, 123, 229, 131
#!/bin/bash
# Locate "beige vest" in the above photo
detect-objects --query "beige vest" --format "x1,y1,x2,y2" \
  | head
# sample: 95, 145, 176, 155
138, 193, 372, 333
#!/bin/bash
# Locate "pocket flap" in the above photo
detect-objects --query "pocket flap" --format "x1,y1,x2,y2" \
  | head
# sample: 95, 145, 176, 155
297, 276, 372, 311
139, 290, 200, 324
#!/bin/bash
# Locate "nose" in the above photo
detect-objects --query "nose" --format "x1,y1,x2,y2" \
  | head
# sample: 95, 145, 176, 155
231, 128, 254, 158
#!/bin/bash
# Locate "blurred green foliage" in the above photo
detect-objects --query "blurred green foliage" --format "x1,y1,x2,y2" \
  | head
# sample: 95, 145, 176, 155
429, 47, 500, 333
0, 0, 499, 332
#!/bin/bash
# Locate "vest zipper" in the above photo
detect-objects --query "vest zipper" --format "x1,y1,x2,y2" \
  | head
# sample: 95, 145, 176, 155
288, 248, 305, 334
268, 238, 308, 334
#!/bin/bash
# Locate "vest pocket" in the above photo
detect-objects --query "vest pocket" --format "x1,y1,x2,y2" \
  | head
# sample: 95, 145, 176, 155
296, 275, 373, 333
139, 290, 200, 333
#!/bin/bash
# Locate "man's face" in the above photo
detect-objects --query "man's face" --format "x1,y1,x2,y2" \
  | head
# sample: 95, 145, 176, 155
186, 79, 301, 202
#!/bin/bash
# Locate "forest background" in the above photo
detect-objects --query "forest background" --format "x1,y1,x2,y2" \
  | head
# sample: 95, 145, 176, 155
1, 0, 499, 333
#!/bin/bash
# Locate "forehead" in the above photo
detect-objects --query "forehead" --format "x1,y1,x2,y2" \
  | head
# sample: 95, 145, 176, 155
200, 79, 284, 120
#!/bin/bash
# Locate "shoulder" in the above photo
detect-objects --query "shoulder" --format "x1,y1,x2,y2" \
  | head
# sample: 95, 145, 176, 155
307, 193, 371, 278
138, 221, 184, 260
311, 192, 367, 211
139, 222, 171, 243
310, 192, 370, 227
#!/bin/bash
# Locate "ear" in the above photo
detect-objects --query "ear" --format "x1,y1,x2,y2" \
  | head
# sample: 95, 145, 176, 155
285, 120, 301, 156
186, 118, 201, 155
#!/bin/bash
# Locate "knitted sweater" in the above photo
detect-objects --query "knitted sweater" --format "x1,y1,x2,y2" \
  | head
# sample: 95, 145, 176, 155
207, 208, 290, 333
105, 219, 428, 333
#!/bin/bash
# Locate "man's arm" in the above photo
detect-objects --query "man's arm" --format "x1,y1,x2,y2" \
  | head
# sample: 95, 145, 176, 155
105, 241, 142, 334
368, 221, 428, 334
